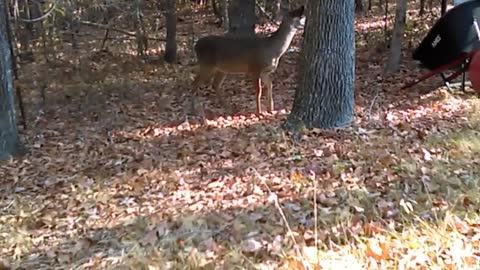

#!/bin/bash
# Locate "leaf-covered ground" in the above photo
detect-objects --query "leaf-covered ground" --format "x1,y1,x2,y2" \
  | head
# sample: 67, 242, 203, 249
1, 5, 480, 270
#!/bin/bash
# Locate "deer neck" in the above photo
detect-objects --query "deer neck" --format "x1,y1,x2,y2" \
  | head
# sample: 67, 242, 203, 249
268, 21, 298, 58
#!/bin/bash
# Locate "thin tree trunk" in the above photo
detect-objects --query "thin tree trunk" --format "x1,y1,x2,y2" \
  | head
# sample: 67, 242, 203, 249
211, 0, 223, 24
227, 0, 256, 36
420, 0, 426, 16
134, 0, 148, 56
266, 0, 281, 19
384, 0, 389, 44
385, 0, 407, 72
441, 0, 448, 15
218, 0, 229, 31
355, 0, 364, 13
164, 0, 177, 63
281, 0, 290, 11
284, 0, 355, 130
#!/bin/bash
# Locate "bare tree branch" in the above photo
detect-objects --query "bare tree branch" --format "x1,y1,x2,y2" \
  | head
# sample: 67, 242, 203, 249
80, 21, 165, 41
17, 0, 59, 22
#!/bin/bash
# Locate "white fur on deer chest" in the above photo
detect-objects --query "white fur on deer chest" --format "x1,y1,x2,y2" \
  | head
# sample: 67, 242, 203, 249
260, 56, 280, 73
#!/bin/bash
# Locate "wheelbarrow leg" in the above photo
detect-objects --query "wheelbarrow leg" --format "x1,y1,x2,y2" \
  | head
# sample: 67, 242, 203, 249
457, 59, 472, 92
440, 73, 453, 91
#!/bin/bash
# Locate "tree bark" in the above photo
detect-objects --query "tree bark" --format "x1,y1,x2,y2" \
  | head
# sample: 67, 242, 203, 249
211, 0, 223, 24
227, 0, 256, 35
285, 0, 355, 130
419, 0, 426, 16
266, 0, 281, 19
385, 0, 407, 72
0, 0, 25, 160
355, 0, 364, 13
134, 0, 148, 56
164, 0, 177, 63
441, 0, 448, 15
281, 0, 290, 11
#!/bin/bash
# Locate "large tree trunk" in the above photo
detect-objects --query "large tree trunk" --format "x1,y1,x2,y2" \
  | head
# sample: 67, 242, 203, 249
164, 0, 177, 63
0, 0, 25, 160
385, 0, 407, 72
441, 0, 448, 15
284, 0, 355, 130
227, 0, 256, 35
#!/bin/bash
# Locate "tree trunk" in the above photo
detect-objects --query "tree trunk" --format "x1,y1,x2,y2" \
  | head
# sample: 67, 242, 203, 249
221, 0, 230, 31
284, 0, 355, 130
227, 0, 256, 35
384, 0, 389, 44
266, 0, 281, 19
164, 0, 177, 63
385, 0, 407, 72
0, 0, 25, 160
355, 0, 364, 13
441, 0, 448, 15
134, 0, 148, 56
211, 0, 223, 24
420, 0, 425, 16
281, 0, 290, 10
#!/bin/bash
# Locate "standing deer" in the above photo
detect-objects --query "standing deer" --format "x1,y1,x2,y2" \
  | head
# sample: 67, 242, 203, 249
191, 6, 305, 116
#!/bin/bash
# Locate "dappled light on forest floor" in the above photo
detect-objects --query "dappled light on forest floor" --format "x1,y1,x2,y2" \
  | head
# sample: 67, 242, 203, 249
356, 19, 391, 31
1, 3, 480, 270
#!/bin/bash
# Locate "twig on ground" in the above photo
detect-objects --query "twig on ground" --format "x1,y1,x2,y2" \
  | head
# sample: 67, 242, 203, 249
248, 167, 305, 261
368, 86, 381, 120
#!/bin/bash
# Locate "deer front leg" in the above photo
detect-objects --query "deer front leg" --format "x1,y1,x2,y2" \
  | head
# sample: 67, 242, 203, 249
191, 66, 214, 119
253, 74, 262, 115
261, 73, 273, 112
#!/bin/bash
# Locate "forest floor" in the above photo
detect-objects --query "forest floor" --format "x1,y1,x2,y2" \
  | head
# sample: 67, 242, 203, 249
1, 4, 480, 270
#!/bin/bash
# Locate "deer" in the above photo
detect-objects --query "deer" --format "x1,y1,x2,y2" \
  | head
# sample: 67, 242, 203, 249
191, 5, 305, 116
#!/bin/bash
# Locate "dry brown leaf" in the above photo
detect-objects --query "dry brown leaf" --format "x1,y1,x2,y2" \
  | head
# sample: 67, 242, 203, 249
365, 239, 390, 261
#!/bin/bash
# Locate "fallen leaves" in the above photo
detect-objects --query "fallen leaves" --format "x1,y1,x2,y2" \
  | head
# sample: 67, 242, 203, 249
2, 5, 480, 270
365, 239, 392, 261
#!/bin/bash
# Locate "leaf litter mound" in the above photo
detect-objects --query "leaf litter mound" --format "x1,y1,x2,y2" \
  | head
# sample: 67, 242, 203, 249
1, 5, 480, 270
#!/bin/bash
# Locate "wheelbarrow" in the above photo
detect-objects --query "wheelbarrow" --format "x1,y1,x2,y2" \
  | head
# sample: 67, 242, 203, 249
402, 0, 480, 92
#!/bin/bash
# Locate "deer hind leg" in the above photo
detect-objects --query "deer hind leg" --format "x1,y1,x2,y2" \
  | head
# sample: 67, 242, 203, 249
212, 71, 226, 104
192, 66, 214, 89
261, 73, 273, 112
253, 73, 262, 115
